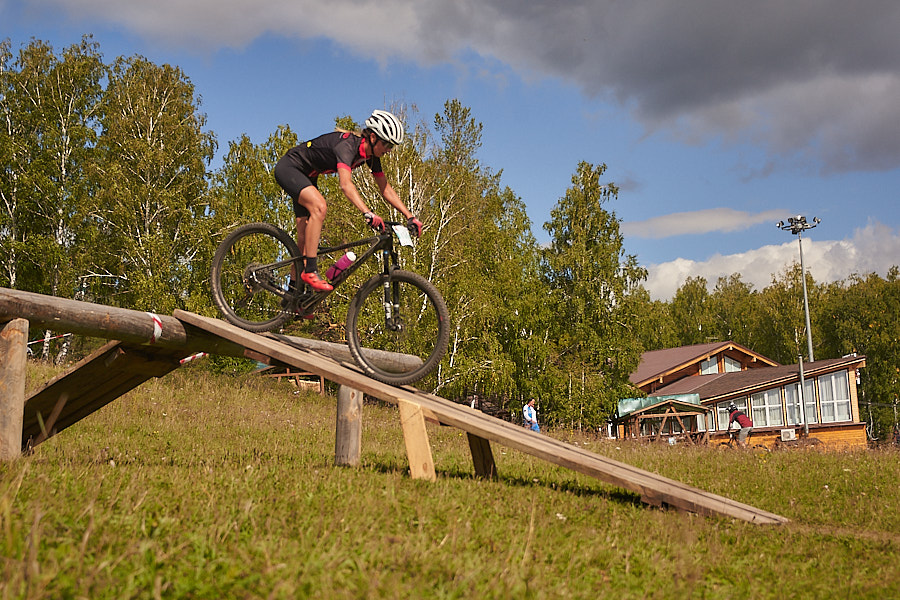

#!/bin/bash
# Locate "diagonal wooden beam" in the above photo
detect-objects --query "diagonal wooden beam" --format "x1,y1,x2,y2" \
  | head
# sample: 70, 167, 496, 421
174, 310, 789, 525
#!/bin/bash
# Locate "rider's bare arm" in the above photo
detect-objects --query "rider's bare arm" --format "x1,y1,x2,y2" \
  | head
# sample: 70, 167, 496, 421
338, 168, 370, 215
373, 173, 413, 220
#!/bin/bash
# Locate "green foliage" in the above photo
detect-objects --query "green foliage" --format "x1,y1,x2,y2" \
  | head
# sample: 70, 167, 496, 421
818, 268, 900, 439
0, 36, 104, 300
708, 274, 759, 347
89, 55, 216, 312
669, 276, 712, 345
624, 286, 677, 351
209, 127, 297, 234
540, 162, 648, 428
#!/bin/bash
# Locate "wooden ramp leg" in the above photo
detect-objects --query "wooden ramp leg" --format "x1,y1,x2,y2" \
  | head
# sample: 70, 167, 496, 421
466, 432, 498, 480
1, 318, 28, 461
398, 400, 436, 481
335, 385, 363, 467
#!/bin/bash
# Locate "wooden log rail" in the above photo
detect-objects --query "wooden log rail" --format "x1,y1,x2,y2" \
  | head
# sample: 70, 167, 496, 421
0, 287, 418, 451
0, 287, 421, 370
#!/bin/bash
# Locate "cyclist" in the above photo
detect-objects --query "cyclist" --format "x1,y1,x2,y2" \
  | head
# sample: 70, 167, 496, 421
727, 402, 753, 447
274, 109, 423, 292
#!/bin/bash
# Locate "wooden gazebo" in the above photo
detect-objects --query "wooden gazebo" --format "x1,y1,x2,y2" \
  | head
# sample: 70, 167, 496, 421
615, 394, 710, 444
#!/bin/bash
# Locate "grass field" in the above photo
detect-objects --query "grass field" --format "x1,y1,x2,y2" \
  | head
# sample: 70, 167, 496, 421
3, 363, 900, 599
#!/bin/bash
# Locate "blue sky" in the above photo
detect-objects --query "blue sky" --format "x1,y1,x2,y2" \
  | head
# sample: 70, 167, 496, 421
4, 0, 899, 300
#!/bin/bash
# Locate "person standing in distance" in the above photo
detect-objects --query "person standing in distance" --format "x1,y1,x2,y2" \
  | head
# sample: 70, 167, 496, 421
274, 109, 423, 292
523, 398, 540, 433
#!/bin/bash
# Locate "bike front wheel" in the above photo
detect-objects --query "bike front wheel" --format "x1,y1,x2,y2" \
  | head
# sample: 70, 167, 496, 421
346, 270, 450, 386
210, 222, 301, 332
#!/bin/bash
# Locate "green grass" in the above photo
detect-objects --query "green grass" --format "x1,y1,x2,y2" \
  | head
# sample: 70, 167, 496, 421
3, 363, 900, 599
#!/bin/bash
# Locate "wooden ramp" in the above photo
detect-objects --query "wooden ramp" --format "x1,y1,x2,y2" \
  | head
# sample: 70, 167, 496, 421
22, 341, 189, 447
176, 310, 788, 525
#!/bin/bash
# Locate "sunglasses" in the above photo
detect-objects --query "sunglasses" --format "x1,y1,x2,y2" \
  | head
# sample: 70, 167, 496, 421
376, 136, 394, 150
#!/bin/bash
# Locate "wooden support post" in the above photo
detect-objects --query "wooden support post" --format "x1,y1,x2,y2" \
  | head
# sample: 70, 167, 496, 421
1, 318, 28, 461
335, 385, 363, 467
466, 432, 497, 480
398, 399, 436, 481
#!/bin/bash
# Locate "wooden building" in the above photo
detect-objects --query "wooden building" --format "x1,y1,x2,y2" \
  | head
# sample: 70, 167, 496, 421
617, 342, 867, 449
616, 394, 709, 444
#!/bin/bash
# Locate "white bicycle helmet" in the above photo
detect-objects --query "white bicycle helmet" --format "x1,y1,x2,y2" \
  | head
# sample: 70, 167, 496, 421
365, 109, 405, 146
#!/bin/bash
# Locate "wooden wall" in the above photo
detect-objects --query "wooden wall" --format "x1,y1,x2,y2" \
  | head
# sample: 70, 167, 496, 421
710, 423, 867, 449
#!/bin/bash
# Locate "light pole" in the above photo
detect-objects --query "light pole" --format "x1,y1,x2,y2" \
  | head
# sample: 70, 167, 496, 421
777, 215, 820, 362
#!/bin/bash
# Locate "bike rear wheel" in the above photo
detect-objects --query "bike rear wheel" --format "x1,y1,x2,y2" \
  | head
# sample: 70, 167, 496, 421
210, 222, 301, 332
346, 270, 450, 386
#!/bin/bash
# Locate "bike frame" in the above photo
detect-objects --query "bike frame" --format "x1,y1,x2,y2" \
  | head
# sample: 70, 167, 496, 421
284, 223, 404, 316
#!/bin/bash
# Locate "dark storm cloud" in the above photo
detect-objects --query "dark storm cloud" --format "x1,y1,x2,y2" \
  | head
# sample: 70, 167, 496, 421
440, 1, 900, 173
40, 0, 900, 172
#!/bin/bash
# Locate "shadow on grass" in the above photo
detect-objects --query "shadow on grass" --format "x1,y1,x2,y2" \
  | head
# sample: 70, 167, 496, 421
364, 458, 645, 508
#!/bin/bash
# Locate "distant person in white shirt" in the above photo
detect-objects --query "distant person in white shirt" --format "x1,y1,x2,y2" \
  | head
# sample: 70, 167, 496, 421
523, 398, 540, 432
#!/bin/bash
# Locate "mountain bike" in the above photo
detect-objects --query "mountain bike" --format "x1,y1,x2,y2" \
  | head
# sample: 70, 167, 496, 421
718, 429, 741, 448
210, 221, 450, 386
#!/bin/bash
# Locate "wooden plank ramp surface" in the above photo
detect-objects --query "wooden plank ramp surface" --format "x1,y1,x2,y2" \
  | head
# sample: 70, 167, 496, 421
22, 341, 188, 448
175, 310, 788, 525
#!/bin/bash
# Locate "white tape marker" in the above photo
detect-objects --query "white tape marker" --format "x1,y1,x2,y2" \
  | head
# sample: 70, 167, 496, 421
146, 312, 163, 344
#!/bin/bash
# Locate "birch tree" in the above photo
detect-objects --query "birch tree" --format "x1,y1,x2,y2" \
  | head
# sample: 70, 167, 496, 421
90, 55, 215, 312
541, 161, 647, 428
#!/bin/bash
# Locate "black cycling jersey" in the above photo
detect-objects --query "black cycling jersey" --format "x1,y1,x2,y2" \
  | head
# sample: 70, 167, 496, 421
275, 131, 383, 218
285, 131, 382, 180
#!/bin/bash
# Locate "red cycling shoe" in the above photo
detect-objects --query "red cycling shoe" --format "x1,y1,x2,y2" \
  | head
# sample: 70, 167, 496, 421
300, 271, 333, 291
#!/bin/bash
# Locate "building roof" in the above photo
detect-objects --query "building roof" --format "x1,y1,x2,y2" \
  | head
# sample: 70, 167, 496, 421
618, 393, 702, 418
648, 355, 866, 404
630, 341, 779, 387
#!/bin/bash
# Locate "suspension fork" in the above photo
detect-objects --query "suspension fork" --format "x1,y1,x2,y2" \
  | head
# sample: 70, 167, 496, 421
381, 245, 403, 331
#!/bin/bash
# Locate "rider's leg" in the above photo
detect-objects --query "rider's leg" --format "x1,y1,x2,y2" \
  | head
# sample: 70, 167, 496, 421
738, 427, 751, 448
291, 216, 308, 287
274, 158, 314, 291
296, 187, 332, 291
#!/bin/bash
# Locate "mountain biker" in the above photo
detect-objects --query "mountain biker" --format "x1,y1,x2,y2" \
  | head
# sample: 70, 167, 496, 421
274, 109, 424, 292
727, 402, 753, 447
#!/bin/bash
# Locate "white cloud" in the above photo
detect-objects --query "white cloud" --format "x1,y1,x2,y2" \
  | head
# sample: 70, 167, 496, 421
643, 221, 900, 300
621, 208, 786, 239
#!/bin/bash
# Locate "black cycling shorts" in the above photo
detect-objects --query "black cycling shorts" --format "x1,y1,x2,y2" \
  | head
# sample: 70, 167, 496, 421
274, 156, 316, 218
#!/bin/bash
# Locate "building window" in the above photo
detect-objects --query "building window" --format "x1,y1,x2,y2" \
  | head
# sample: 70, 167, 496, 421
751, 389, 784, 427
716, 399, 748, 431
784, 380, 818, 425
701, 357, 718, 375
724, 356, 741, 372
819, 370, 852, 423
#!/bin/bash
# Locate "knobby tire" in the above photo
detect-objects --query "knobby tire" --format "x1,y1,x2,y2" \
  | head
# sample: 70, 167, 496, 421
210, 222, 301, 332
346, 269, 450, 386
